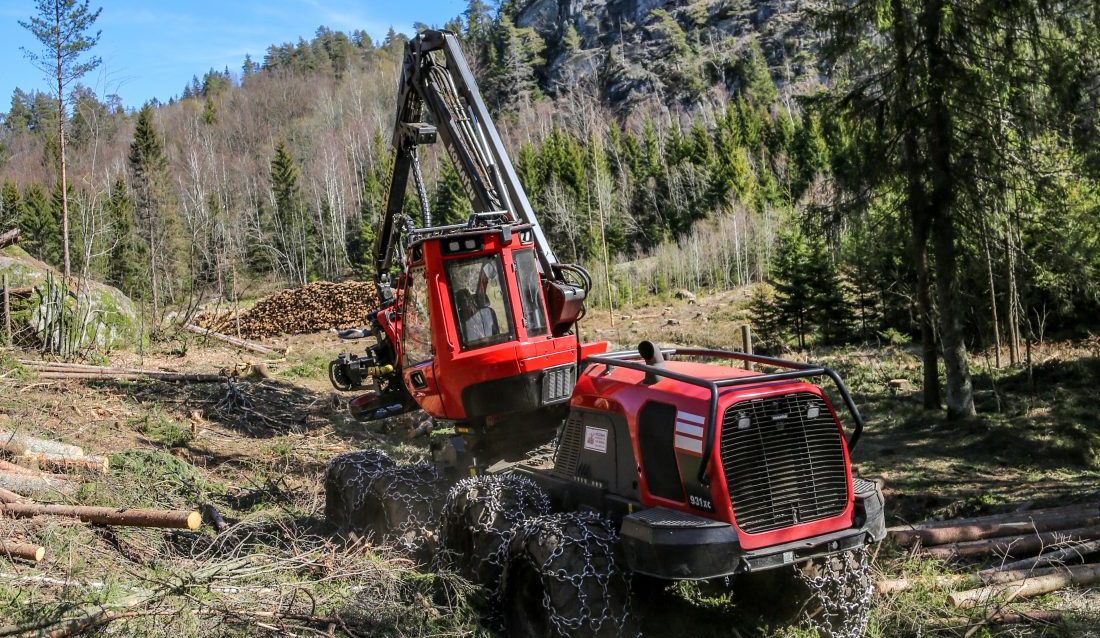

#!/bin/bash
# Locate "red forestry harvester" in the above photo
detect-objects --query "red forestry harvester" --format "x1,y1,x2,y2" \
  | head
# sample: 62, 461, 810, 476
326, 29, 885, 637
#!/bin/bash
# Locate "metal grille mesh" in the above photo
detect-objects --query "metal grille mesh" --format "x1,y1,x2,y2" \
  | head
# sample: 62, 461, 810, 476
542, 364, 576, 404
720, 392, 848, 534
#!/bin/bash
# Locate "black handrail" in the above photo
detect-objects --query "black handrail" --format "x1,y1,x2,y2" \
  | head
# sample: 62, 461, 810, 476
584, 347, 865, 486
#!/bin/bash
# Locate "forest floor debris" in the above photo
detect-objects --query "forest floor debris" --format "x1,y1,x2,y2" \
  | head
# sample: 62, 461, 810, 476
0, 299, 1097, 636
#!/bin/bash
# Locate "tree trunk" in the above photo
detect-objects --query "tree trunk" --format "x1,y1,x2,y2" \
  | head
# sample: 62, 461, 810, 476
56, 10, 71, 280
0, 503, 200, 529
923, 0, 974, 419
889, 0, 940, 409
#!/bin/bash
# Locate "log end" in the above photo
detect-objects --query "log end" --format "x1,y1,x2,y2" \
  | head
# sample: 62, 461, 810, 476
186, 511, 201, 530
33, 545, 44, 562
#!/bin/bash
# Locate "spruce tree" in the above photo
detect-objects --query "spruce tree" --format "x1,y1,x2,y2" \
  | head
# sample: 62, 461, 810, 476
431, 161, 472, 226
1, 180, 21, 229
129, 104, 171, 312
104, 178, 143, 296
19, 183, 59, 263
270, 142, 311, 284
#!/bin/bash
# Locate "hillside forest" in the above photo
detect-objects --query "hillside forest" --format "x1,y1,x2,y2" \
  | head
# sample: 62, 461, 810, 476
1, 0, 1098, 420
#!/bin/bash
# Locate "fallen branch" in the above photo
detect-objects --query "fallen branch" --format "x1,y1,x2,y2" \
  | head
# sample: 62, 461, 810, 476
985, 538, 1100, 574
985, 610, 1063, 625
184, 323, 283, 356
949, 563, 1100, 608
0, 228, 20, 250
923, 524, 1100, 559
0, 540, 44, 562
201, 503, 229, 533
0, 503, 200, 530
0, 471, 77, 497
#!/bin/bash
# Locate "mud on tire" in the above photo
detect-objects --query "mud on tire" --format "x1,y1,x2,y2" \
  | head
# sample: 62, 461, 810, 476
501, 512, 635, 638
440, 473, 550, 587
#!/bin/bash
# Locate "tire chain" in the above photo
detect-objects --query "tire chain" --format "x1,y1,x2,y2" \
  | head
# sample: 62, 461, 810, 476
368, 462, 444, 554
325, 450, 443, 555
506, 511, 636, 638
796, 547, 874, 638
438, 473, 551, 589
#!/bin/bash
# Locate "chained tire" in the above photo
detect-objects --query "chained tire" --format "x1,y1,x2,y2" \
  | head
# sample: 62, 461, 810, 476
361, 463, 446, 555
500, 512, 635, 638
324, 449, 395, 533
736, 549, 872, 638
440, 474, 550, 588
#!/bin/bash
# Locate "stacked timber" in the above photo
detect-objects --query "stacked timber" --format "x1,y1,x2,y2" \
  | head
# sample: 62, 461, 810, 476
194, 281, 377, 339
883, 502, 1100, 608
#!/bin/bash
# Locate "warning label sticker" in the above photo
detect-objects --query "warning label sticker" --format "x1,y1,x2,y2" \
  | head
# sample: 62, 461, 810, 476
583, 426, 608, 453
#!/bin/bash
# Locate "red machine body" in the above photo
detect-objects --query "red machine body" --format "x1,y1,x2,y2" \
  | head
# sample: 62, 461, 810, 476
376, 226, 599, 424
571, 361, 854, 550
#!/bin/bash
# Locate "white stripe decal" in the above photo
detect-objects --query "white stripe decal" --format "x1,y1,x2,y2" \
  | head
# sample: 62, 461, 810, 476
674, 423, 705, 438
674, 434, 704, 454
676, 411, 705, 424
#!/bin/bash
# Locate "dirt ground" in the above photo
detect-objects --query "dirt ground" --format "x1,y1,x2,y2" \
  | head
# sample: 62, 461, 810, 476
0, 297, 1099, 636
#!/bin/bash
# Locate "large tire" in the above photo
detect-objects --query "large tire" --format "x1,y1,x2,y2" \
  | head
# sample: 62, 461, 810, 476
439, 473, 550, 587
736, 549, 873, 638
324, 449, 395, 533
501, 512, 635, 638
363, 463, 446, 557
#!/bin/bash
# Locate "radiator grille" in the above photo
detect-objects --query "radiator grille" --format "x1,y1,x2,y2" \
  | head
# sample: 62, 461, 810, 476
551, 410, 584, 479
541, 364, 576, 404
720, 392, 849, 534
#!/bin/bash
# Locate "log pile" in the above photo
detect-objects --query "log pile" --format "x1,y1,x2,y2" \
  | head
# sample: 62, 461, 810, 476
194, 280, 377, 339
883, 502, 1100, 608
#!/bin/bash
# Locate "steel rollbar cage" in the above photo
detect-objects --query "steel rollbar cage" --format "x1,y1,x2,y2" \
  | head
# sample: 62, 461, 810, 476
583, 348, 867, 486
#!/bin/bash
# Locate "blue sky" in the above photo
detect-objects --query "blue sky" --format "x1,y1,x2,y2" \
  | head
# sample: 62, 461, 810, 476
0, 0, 467, 110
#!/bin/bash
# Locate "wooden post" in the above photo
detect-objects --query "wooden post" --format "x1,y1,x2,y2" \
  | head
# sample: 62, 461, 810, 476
741, 324, 754, 370
2, 274, 9, 346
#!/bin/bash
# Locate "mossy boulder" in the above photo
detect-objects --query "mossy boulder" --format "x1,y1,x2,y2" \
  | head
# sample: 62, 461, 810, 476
0, 246, 138, 350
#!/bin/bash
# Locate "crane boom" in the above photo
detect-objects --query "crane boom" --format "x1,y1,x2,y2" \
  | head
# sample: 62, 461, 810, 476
374, 30, 559, 283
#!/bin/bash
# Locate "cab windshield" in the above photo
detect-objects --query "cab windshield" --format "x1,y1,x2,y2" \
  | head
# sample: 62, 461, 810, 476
447, 255, 514, 349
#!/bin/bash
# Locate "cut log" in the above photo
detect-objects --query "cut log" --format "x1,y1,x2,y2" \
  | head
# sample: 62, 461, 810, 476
0, 503, 200, 530
201, 503, 229, 533
22, 452, 108, 474
985, 538, 1100, 574
875, 574, 968, 595
183, 323, 283, 356
949, 563, 1100, 608
980, 565, 1066, 584
33, 370, 223, 383
923, 524, 1100, 559
0, 459, 45, 476
888, 502, 1100, 539
0, 431, 83, 457
0, 228, 21, 250
0, 540, 44, 562
0, 472, 76, 497
986, 610, 1062, 625
897, 510, 1100, 547
0, 487, 27, 504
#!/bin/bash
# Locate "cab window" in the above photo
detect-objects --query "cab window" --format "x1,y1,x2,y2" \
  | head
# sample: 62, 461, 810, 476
402, 269, 433, 365
514, 249, 548, 337
447, 255, 514, 349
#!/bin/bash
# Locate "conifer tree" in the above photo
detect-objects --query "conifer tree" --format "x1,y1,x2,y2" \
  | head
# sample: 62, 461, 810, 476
129, 104, 171, 313
270, 142, 311, 284
19, 184, 59, 263
19, 0, 102, 279
0, 181, 20, 229
103, 177, 143, 296
431, 161, 472, 226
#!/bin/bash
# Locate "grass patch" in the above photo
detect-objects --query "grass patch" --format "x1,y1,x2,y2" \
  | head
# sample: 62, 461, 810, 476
278, 354, 329, 379
129, 409, 193, 448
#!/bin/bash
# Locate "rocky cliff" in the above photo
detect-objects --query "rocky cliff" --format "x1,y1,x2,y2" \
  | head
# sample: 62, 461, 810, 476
515, 0, 819, 110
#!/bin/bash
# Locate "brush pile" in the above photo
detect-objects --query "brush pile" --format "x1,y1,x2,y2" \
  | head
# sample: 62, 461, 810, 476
195, 281, 377, 339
